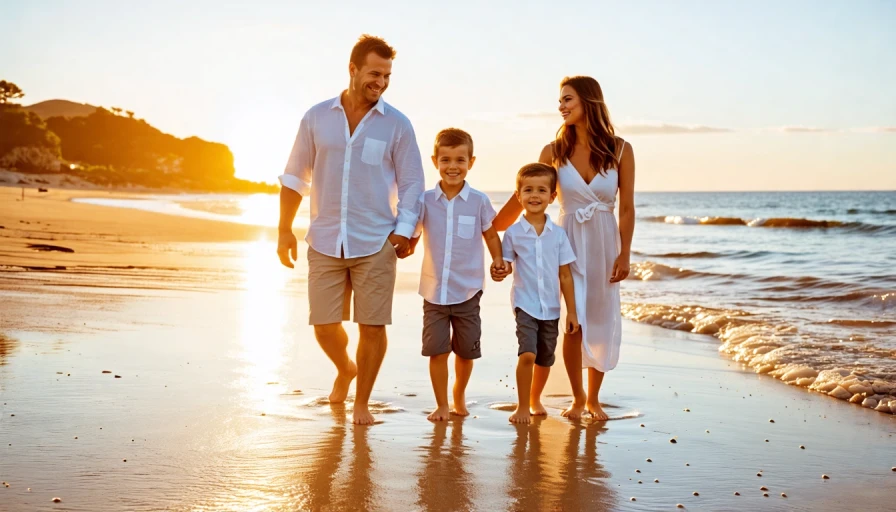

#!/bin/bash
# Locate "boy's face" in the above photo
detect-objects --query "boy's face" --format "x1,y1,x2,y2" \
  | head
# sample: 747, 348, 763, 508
432, 144, 475, 189
515, 175, 556, 215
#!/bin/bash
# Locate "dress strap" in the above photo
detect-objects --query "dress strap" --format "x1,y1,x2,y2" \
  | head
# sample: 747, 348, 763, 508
616, 138, 626, 161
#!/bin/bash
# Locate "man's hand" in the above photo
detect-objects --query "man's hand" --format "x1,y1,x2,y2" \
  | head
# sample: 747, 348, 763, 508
388, 232, 411, 258
407, 235, 421, 257
277, 230, 298, 268
491, 260, 511, 282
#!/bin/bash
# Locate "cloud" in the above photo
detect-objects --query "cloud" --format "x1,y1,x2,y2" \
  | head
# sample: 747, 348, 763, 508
776, 126, 834, 133
617, 124, 732, 135
851, 126, 896, 133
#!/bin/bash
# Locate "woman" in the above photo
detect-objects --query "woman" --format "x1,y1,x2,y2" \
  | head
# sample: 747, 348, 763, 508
493, 76, 635, 420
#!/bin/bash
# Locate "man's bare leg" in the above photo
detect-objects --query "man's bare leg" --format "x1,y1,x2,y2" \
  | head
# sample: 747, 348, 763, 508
586, 368, 609, 420
314, 323, 358, 403
510, 353, 535, 424
427, 353, 451, 421
451, 355, 473, 416
561, 331, 587, 419
530, 365, 550, 415
353, 324, 387, 425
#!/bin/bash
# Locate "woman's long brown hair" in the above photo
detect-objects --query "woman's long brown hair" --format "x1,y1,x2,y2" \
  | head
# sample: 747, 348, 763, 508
552, 76, 621, 175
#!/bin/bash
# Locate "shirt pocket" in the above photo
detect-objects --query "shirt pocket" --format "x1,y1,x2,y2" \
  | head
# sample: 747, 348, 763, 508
456, 215, 476, 240
361, 137, 387, 165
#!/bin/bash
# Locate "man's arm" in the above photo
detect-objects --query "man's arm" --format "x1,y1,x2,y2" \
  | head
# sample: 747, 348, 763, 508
389, 120, 426, 257
277, 112, 314, 268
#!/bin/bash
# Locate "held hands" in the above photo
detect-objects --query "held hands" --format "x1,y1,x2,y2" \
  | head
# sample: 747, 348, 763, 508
491, 260, 511, 281
565, 312, 581, 334
609, 252, 631, 283
277, 230, 298, 268
389, 232, 412, 259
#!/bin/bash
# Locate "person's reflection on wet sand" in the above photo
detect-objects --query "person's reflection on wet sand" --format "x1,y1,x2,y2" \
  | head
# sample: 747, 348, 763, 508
556, 421, 613, 511
415, 418, 473, 511
0, 333, 18, 366
507, 416, 551, 510
302, 404, 379, 511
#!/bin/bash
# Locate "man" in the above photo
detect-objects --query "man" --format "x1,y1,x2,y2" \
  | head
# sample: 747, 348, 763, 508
277, 34, 425, 425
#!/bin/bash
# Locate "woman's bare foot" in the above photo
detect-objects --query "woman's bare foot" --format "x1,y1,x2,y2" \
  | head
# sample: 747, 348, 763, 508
450, 403, 470, 417
530, 400, 548, 416
328, 361, 357, 404
561, 401, 587, 420
352, 403, 375, 425
428, 405, 451, 421
587, 401, 609, 421
509, 406, 531, 424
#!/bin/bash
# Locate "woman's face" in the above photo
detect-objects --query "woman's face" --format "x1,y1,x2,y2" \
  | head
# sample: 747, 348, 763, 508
558, 85, 582, 126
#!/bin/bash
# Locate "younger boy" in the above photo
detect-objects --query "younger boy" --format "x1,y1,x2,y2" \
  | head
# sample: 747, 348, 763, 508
412, 128, 506, 421
496, 163, 579, 424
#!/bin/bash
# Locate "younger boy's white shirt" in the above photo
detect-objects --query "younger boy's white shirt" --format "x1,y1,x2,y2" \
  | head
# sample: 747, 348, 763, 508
502, 214, 576, 320
416, 182, 497, 305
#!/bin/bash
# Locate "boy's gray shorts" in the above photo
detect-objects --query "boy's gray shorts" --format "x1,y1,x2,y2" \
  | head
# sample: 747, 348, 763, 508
422, 291, 483, 359
514, 308, 559, 367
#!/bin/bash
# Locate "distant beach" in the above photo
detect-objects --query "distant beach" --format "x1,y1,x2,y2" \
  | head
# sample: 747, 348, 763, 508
1, 187, 894, 511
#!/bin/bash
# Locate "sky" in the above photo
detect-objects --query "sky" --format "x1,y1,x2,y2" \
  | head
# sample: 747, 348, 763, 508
3, 0, 895, 191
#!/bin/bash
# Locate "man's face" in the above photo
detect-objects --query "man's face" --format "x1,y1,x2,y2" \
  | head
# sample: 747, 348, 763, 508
350, 52, 392, 103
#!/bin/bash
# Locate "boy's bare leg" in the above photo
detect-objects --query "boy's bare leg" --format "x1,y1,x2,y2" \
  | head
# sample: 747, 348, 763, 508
510, 353, 535, 424
451, 355, 473, 416
586, 368, 609, 421
353, 324, 387, 426
530, 365, 550, 415
427, 353, 451, 421
560, 330, 587, 419
314, 323, 358, 404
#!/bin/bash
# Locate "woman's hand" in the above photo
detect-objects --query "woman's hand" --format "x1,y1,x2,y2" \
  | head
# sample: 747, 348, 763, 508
565, 312, 580, 334
609, 252, 630, 283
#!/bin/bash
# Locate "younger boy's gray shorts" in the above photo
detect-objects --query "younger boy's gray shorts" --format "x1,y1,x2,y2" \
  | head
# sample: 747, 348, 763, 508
514, 308, 559, 367
421, 291, 483, 359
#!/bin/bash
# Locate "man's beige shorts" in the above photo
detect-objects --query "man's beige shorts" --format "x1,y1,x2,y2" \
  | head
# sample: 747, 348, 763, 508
307, 241, 397, 326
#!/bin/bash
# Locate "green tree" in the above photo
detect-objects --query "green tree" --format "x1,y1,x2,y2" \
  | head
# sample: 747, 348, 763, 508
0, 80, 25, 105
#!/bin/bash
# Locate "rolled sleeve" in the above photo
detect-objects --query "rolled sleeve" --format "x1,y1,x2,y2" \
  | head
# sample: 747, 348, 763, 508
393, 120, 425, 237
279, 112, 314, 197
502, 230, 515, 262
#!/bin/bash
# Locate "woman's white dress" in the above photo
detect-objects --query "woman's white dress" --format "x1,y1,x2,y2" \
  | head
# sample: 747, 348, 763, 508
556, 150, 623, 372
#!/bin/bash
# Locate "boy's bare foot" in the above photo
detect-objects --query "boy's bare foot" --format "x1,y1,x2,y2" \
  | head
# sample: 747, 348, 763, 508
561, 401, 587, 420
427, 405, 451, 421
587, 401, 609, 421
329, 361, 357, 404
530, 401, 547, 416
450, 403, 470, 417
352, 403, 375, 425
509, 407, 531, 424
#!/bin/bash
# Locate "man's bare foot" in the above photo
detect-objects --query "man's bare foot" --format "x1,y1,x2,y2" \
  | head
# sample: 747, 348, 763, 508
587, 401, 609, 421
428, 405, 451, 421
561, 401, 586, 420
450, 402, 470, 417
328, 361, 357, 404
352, 404, 375, 425
509, 407, 531, 424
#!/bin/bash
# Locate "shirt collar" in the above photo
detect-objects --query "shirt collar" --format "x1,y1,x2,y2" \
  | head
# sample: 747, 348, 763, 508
519, 214, 554, 234
330, 94, 386, 115
435, 181, 470, 202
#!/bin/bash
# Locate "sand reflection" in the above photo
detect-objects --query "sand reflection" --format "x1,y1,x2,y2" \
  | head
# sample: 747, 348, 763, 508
508, 418, 613, 510
0, 333, 18, 366
416, 419, 474, 511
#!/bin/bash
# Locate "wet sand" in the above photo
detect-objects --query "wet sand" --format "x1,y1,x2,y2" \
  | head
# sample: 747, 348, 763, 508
1, 187, 894, 511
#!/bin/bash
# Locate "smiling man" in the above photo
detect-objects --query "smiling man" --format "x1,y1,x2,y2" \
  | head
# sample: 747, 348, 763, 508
277, 35, 425, 426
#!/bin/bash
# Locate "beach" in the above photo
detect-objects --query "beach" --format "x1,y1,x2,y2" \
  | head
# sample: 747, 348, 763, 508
1, 186, 895, 511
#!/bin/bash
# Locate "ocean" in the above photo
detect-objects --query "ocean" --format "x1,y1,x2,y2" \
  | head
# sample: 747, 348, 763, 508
74, 190, 896, 412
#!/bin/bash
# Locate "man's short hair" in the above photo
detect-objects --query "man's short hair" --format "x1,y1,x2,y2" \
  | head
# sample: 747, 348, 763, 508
516, 163, 557, 192
350, 34, 396, 69
433, 128, 474, 158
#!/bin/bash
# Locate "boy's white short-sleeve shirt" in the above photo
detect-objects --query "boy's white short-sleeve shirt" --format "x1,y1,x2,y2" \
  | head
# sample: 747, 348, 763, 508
502, 214, 576, 320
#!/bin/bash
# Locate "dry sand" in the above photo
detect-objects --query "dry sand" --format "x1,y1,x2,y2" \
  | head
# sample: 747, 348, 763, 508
1, 186, 894, 511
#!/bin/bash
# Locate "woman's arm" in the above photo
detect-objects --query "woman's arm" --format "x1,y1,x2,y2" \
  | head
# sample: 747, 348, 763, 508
610, 141, 635, 283
492, 143, 554, 231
